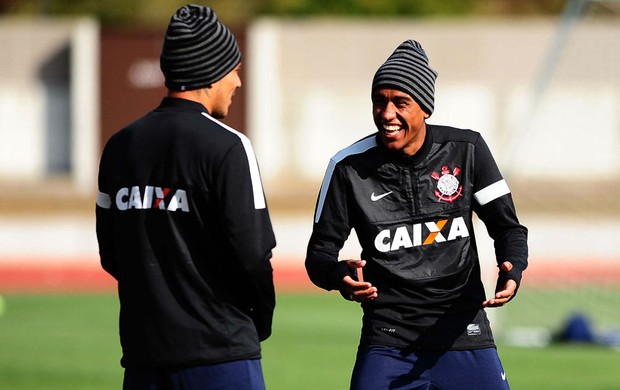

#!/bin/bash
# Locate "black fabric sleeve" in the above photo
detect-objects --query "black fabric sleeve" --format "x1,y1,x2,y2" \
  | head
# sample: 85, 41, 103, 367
471, 135, 529, 291
215, 141, 276, 341
95, 148, 119, 280
305, 163, 355, 291
96, 207, 117, 279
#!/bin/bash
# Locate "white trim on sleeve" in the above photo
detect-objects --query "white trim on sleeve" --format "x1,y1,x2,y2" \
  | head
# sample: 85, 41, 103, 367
202, 113, 267, 210
474, 179, 510, 206
97, 191, 112, 209
314, 136, 377, 223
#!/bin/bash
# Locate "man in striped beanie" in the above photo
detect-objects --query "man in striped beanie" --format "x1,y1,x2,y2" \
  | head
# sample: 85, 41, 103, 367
159, 3, 243, 118
97, 4, 276, 390
370, 39, 439, 155
306, 38, 527, 390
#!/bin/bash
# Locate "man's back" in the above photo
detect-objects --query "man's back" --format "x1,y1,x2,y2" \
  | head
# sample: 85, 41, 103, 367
97, 97, 275, 368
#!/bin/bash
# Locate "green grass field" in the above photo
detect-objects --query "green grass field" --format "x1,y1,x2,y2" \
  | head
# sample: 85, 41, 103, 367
0, 293, 619, 389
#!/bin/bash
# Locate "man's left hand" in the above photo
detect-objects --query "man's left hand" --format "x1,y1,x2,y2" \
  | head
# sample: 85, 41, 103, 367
482, 261, 517, 307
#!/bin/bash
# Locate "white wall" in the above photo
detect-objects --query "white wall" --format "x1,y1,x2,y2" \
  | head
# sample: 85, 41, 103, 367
247, 18, 620, 188
0, 17, 99, 193
1, 17, 619, 195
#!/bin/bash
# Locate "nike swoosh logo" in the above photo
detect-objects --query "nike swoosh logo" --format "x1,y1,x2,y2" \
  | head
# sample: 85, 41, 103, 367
371, 191, 393, 201
501, 372, 506, 381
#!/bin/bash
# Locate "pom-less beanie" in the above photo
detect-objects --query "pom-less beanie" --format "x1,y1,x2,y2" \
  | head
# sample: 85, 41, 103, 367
160, 4, 241, 91
372, 39, 438, 116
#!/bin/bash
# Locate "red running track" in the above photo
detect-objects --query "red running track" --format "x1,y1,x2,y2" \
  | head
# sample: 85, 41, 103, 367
1, 258, 619, 293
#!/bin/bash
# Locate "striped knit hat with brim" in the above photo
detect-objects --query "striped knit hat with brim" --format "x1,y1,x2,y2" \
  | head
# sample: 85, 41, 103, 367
372, 39, 438, 116
160, 4, 241, 91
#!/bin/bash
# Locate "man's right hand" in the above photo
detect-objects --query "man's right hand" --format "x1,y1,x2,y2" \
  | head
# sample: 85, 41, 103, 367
342, 260, 378, 302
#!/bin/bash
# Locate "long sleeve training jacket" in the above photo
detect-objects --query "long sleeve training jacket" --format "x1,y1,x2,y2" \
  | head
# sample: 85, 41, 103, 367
306, 125, 528, 351
96, 97, 276, 368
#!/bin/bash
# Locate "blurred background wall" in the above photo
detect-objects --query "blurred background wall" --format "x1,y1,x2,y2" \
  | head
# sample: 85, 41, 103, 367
0, 17, 98, 193
0, 3, 618, 214
247, 17, 620, 209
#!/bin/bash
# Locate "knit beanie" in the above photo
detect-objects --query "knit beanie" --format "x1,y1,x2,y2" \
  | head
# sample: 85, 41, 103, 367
160, 4, 241, 91
372, 39, 438, 116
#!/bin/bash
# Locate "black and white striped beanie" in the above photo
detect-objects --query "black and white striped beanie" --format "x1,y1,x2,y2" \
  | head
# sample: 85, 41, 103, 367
160, 4, 241, 91
372, 39, 438, 116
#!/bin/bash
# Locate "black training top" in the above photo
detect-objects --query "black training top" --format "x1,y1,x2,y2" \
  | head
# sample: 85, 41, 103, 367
306, 125, 528, 351
96, 97, 276, 368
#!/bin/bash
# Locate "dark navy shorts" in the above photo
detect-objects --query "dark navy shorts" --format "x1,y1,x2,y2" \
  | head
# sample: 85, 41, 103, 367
123, 359, 266, 390
350, 345, 510, 390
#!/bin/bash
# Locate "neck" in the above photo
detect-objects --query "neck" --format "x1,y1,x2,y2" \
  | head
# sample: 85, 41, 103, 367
168, 89, 211, 111
402, 123, 427, 156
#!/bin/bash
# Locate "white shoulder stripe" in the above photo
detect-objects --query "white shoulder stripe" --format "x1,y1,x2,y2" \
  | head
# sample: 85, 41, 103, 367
202, 113, 266, 209
474, 179, 510, 206
315, 136, 377, 223
97, 191, 112, 209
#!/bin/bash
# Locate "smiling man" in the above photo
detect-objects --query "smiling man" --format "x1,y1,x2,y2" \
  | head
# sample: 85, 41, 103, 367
305, 39, 528, 389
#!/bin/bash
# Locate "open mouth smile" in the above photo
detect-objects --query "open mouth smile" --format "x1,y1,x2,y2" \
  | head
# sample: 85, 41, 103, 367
382, 124, 402, 136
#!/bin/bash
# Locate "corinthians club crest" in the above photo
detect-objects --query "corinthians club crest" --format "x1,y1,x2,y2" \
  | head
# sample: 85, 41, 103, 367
431, 165, 463, 203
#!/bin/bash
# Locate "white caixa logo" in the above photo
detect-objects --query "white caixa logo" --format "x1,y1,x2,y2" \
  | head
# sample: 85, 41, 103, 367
97, 185, 190, 212
374, 217, 469, 253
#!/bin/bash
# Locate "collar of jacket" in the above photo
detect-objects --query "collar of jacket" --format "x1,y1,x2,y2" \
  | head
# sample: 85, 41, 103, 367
157, 96, 209, 114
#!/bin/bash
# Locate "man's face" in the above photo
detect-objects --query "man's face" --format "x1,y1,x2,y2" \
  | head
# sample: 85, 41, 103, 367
208, 63, 242, 119
372, 88, 429, 156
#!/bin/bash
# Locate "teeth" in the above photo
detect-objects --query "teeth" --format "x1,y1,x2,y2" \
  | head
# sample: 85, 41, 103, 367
383, 125, 400, 132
